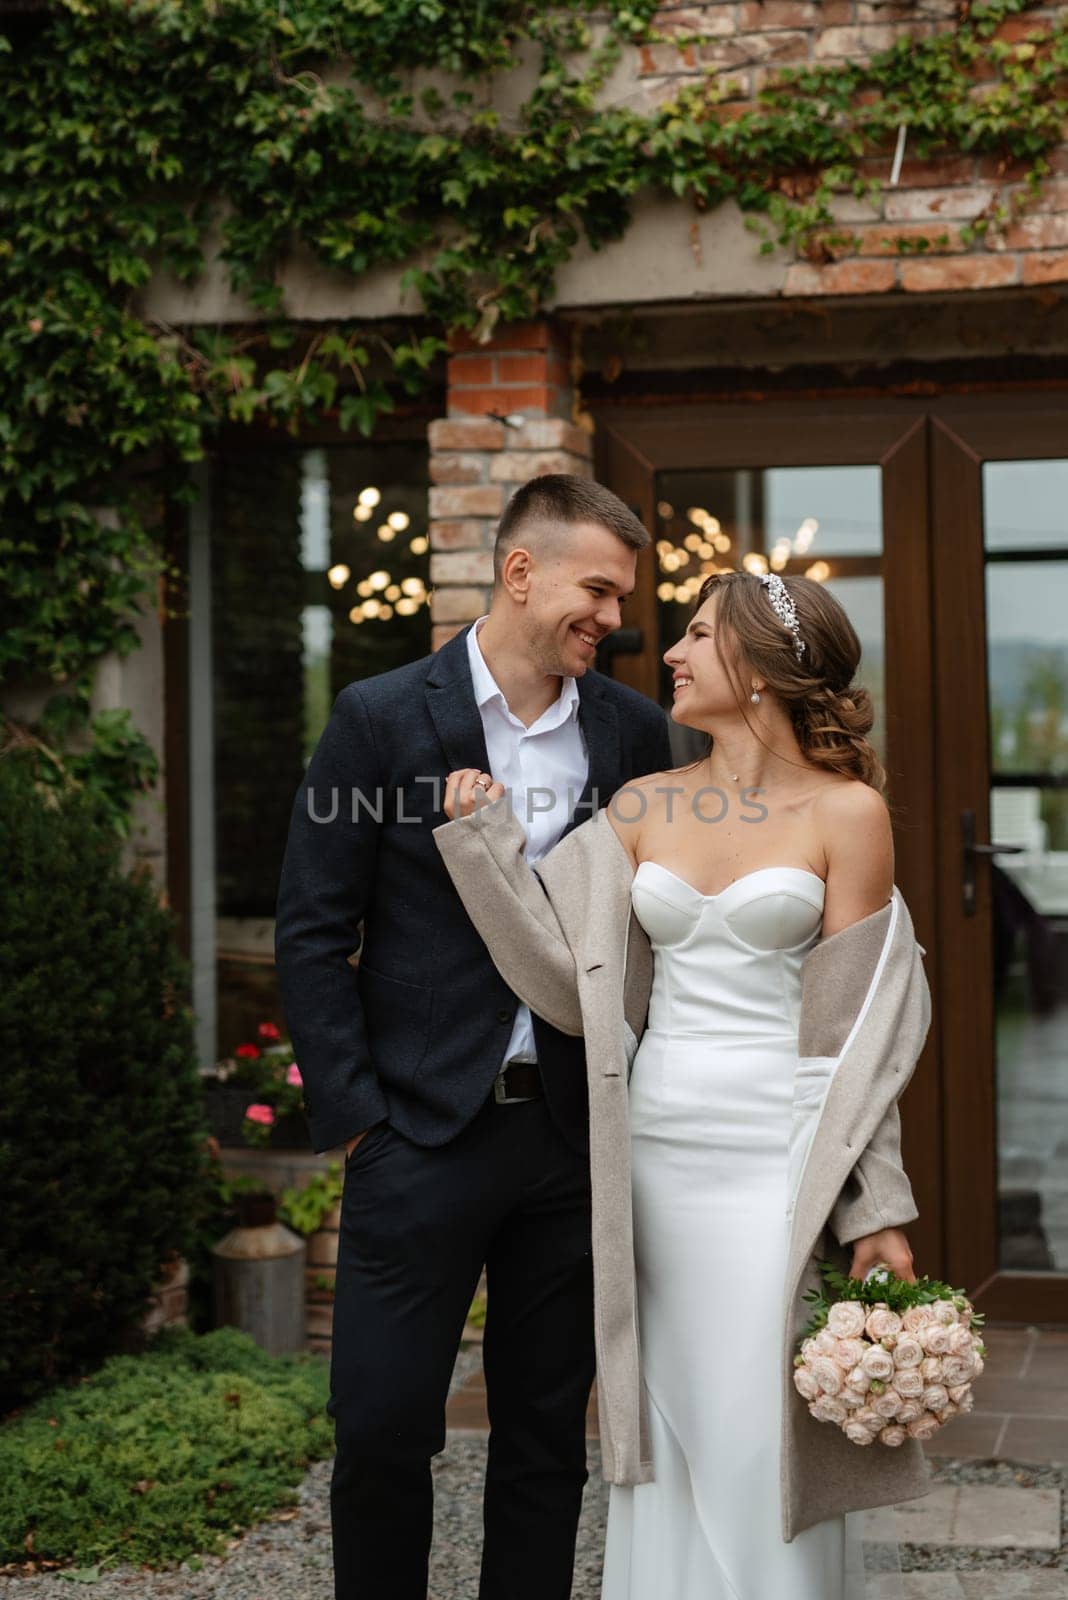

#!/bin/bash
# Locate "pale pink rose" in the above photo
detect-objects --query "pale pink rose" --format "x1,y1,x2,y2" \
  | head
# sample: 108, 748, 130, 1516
947, 1384, 971, 1405
937, 1401, 959, 1423
879, 1424, 907, 1447
872, 1389, 903, 1420
902, 1304, 934, 1332
894, 1368, 924, 1399
959, 1302, 974, 1328
826, 1301, 867, 1338
920, 1356, 944, 1383
852, 1406, 881, 1432
946, 1325, 973, 1357
906, 1412, 942, 1441
794, 1366, 821, 1402
970, 1355, 985, 1381
800, 1338, 819, 1361
244, 1103, 276, 1126
919, 1322, 951, 1355
810, 1356, 845, 1396
941, 1355, 974, 1387
285, 1063, 303, 1086
835, 1338, 867, 1372
865, 1306, 903, 1342
892, 1336, 924, 1369
861, 1346, 895, 1381
812, 1329, 839, 1356
844, 1369, 872, 1396
956, 1388, 975, 1414
922, 1383, 949, 1414
931, 1299, 959, 1326
896, 1398, 925, 1424
843, 1418, 877, 1446
843, 1384, 869, 1411
810, 1395, 848, 1425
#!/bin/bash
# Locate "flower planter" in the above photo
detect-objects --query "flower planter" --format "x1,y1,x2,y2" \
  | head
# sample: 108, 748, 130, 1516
201, 1080, 309, 1148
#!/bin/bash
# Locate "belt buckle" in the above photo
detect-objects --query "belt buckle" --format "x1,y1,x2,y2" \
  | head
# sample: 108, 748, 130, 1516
494, 1059, 536, 1105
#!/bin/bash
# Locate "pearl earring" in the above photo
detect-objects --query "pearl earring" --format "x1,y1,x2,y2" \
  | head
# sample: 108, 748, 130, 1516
750, 688, 761, 704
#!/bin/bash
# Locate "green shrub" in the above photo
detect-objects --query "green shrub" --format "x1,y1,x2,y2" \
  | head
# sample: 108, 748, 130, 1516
0, 1326, 332, 1570
0, 758, 207, 1412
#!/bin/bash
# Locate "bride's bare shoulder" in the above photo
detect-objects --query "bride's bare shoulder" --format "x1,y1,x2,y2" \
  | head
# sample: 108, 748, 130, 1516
604, 767, 692, 860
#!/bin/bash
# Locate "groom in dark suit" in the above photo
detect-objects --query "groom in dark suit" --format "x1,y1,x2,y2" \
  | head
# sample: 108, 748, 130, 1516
275, 474, 672, 1600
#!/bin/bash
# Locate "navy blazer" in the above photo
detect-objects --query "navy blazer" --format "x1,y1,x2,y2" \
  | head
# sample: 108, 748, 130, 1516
274, 626, 673, 1154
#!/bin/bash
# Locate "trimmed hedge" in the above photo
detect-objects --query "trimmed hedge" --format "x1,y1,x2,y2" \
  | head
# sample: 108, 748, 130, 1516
0, 758, 207, 1413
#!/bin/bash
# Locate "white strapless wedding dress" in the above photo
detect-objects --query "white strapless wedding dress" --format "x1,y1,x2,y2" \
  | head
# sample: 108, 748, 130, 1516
601, 861, 846, 1600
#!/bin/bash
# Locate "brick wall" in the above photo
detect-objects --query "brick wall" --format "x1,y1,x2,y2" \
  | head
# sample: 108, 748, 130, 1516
428, 321, 592, 646
637, 2, 1068, 297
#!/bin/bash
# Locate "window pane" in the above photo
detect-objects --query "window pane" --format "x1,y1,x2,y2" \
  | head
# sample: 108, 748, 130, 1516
985, 461, 1068, 552
765, 465, 882, 556
986, 562, 1068, 779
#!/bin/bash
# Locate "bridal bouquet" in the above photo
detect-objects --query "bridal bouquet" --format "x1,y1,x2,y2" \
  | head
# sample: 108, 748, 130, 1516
793, 1263, 986, 1448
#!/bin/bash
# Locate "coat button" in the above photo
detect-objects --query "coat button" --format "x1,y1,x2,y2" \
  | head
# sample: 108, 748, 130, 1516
497, 1008, 512, 1023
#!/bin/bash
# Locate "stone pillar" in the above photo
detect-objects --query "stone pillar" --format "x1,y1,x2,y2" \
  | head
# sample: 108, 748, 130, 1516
427, 319, 593, 648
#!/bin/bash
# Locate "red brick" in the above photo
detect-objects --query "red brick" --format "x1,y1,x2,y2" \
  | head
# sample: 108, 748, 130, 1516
448, 322, 553, 355
899, 256, 1019, 292
446, 354, 494, 386
975, 154, 1035, 183
783, 260, 897, 296
489, 449, 583, 483
858, 154, 975, 188
428, 418, 505, 452
497, 353, 556, 384
653, 6, 735, 37
431, 587, 489, 625
429, 520, 491, 550
639, 41, 699, 75
701, 32, 808, 69
814, 24, 900, 58
428, 453, 486, 485
1021, 249, 1068, 285
999, 213, 1068, 251
447, 385, 561, 417
428, 484, 503, 519
992, 15, 1050, 42
739, 1, 819, 26
509, 417, 592, 454
430, 550, 495, 587
855, 222, 966, 256
884, 186, 991, 222
432, 623, 466, 651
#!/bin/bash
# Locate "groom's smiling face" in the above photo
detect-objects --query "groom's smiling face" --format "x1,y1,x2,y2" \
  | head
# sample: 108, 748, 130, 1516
517, 520, 636, 678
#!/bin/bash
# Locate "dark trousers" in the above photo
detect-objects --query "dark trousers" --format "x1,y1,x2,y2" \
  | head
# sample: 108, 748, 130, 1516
327, 1092, 597, 1600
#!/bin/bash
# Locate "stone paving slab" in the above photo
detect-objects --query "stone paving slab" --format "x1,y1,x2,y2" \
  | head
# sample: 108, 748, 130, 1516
868, 1577, 1068, 1598
892, 1485, 1061, 1551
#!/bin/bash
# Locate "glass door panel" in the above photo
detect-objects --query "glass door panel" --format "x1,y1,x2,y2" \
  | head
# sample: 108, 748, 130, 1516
984, 464, 1068, 1275
653, 465, 885, 763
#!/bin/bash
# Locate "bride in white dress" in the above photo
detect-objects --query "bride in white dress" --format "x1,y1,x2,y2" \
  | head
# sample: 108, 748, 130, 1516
446, 569, 919, 1600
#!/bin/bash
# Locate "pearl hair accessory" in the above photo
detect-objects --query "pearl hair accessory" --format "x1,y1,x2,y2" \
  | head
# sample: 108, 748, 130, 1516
758, 572, 805, 662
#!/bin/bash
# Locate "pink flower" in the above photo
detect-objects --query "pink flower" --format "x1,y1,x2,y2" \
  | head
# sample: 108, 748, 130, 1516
834, 1338, 867, 1372
946, 1325, 973, 1357
812, 1329, 839, 1356
826, 1302, 867, 1338
947, 1383, 971, 1405
931, 1299, 959, 1326
236, 1043, 261, 1060
942, 1354, 975, 1387
901, 1305, 934, 1332
810, 1356, 845, 1396
861, 1346, 895, 1381
894, 1368, 924, 1399
844, 1369, 872, 1397
906, 1412, 942, 1441
865, 1306, 903, 1342
872, 1389, 903, 1420
920, 1356, 944, 1383
893, 1336, 924, 1369
953, 1387, 975, 1414
852, 1405, 881, 1432
896, 1398, 925, 1425
810, 1395, 848, 1426
258, 1022, 282, 1041
919, 1322, 951, 1355
244, 1103, 276, 1126
794, 1366, 821, 1402
922, 1383, 949, 1414
879, 1424, 907, 1447
285, 1063, 303, 1086
843, 1418, 877, 1446
937, 1401, 959, 1423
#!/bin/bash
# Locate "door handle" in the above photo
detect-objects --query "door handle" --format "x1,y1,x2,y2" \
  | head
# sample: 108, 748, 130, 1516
961, 807, 1024, 917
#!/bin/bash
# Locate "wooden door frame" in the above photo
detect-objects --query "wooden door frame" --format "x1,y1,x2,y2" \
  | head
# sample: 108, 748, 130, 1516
931, 401, 1068, 1321
592, 399, 944, 1277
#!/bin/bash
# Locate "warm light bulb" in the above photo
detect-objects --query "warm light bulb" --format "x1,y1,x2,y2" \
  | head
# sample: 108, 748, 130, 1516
368, 570, 390, 591
805, 560, 831, 582
385, 585, 401, 601
704, 516, 721, 536
697, 542, 714, 560
388, 511, 410, 531
401, 577, 424, 597
742, 552, 769, 575
409, 536, 429, 555
378, 603, 394, 620
363, 598, 381, 617
770, 549, 789, 571
377, 525, 396, 542
327, 563, 351, 589
356, 580, 372, 597
686, 507, 710, 527
358, 487, 381, 507
395, 598, 418, 616
657, 501, 674, 520
353, 504, 372, 522
713, 533, 731, 553
794, 518, 818, 553
662, 552, 681, 572
348, 605, 365, 624
657, 582, 676, 602
684, 533, 702, 552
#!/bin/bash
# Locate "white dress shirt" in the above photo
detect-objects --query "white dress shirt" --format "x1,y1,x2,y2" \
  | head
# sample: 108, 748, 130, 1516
465, 616, 589, 1065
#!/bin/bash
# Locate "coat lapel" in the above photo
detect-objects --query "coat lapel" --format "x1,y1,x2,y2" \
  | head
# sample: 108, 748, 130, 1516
425, 627, 491, 777
568, 676, 621, 836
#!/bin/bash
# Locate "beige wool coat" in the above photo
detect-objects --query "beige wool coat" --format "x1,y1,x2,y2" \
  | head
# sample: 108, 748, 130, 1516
434, 799, 934, 1541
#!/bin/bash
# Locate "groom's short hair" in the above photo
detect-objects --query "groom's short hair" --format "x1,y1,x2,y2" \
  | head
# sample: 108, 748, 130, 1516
493, 473, 650, 584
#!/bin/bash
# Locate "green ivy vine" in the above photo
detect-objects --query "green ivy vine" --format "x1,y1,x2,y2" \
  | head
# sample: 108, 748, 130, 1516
1, 0, 1065, 811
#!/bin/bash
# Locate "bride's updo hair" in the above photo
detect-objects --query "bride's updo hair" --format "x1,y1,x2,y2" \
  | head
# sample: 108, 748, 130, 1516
695, 570, 887, 795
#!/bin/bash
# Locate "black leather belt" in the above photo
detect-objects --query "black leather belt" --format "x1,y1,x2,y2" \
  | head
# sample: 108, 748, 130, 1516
493, 1059, 542, 1104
